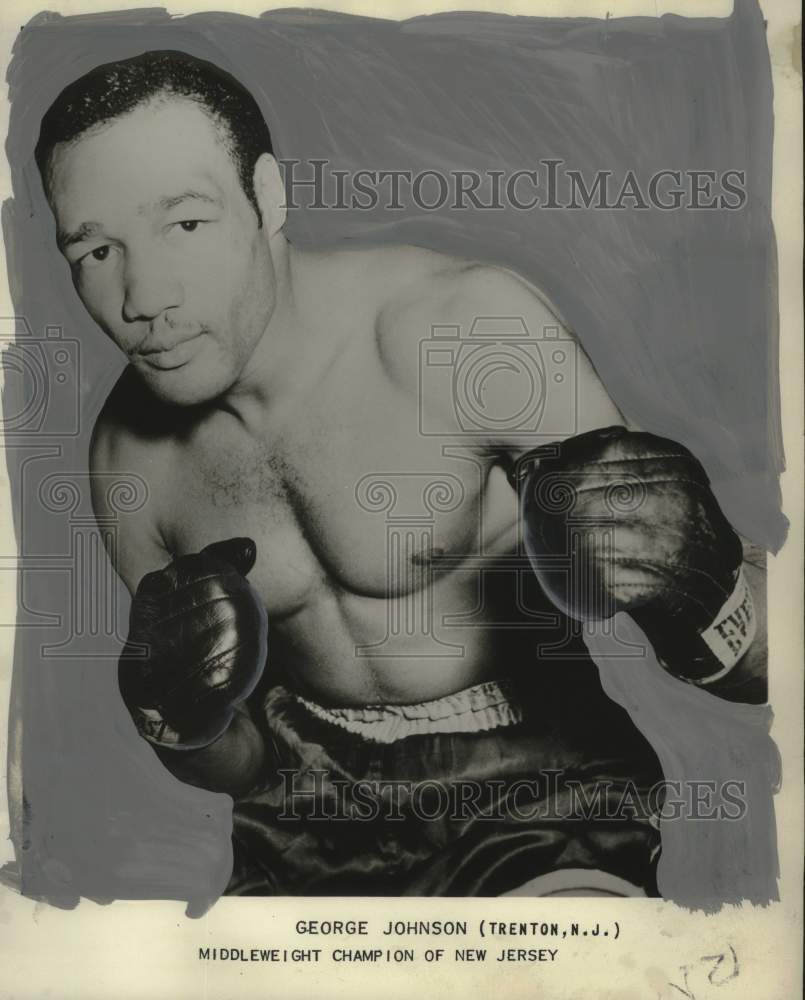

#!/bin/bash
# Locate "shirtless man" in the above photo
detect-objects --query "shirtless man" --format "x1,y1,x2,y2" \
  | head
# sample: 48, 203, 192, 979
35, 50, 766, 897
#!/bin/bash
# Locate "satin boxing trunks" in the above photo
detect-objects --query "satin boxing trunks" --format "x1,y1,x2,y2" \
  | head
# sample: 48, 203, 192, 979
228, 664, 663, 897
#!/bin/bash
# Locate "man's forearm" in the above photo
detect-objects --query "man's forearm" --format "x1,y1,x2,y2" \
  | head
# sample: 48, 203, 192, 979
153, 708, 270, 799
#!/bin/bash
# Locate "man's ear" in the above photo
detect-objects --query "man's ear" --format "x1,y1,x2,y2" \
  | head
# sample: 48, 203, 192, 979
253, 153, 286, 235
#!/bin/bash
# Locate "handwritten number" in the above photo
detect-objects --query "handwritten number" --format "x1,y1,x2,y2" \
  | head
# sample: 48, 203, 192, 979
701, 945, 739, 986
668, 944, 739, 999
668, 965, 695, 999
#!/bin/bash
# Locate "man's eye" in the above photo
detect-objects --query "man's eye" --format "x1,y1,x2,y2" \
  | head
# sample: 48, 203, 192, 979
76, 245, 114, 269
166, 219, 212, 237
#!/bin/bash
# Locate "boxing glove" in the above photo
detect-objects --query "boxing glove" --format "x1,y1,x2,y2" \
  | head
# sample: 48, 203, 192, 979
512, 426, 756, 685
119, 537, 268, 750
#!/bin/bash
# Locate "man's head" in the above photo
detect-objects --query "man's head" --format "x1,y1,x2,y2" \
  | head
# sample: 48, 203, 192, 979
36, 50, 286, 406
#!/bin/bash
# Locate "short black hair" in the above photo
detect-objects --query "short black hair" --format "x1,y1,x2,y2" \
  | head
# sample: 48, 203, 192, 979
35, 49, 274, 215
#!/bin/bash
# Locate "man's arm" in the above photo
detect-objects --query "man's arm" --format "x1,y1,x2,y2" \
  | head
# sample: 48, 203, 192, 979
387, 264, 767, 704
90, 403, 270, 798
457, 269, 768, 704
381, 261, 625, 446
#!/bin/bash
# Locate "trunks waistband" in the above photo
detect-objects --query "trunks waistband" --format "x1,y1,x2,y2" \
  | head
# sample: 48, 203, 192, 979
292, 679, 524, 744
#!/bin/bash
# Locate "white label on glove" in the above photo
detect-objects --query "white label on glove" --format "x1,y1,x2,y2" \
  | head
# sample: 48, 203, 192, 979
699, 569, 757, 682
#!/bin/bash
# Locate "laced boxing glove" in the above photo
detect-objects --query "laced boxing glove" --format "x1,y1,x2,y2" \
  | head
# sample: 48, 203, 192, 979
512, 426, 756, 685
119, 537, 268, 750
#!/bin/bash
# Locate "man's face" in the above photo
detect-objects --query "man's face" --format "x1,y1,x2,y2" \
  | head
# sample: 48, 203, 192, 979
47, 98, 275, 406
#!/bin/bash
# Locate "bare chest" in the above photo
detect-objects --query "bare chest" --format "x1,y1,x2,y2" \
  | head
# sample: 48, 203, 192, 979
161, 385, 514, 619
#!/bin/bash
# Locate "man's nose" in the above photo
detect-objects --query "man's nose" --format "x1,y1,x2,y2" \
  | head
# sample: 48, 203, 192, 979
121, 249, 183, 322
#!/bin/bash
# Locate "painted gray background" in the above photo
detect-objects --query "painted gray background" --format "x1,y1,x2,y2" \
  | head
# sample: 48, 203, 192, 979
1, 0, 782, 914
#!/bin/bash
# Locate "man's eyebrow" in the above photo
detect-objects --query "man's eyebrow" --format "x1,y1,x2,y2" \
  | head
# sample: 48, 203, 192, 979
57, 191, 222, 249
58, 222, 102, 250
154, 190, 222, 211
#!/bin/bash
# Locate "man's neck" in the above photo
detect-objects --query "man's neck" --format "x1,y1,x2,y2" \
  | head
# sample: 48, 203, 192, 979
215, 242, 331, 435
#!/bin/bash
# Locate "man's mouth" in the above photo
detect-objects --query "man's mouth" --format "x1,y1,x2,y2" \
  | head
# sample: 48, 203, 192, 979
134, 332, 204, 370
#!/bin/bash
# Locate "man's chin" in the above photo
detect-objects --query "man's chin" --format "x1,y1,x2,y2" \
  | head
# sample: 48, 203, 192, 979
135, 362, 231, 407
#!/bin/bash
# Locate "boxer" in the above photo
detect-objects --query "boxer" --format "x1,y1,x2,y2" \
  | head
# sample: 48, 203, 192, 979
36, 50, 766, 896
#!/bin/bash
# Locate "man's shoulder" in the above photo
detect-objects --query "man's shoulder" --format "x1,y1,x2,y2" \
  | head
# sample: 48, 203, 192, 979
373, 252, 567, 397
369, 250, 622, 448
328, 243, 555, 328
373, 247, 551, 316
